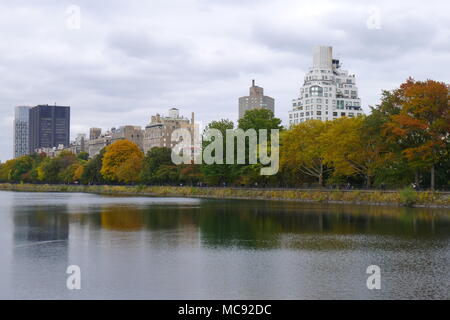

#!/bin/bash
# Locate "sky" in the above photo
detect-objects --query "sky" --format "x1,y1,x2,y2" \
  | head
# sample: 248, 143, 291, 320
1, 0, 449, 161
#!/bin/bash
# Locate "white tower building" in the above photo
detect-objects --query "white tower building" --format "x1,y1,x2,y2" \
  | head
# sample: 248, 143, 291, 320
288, 46, 364, 126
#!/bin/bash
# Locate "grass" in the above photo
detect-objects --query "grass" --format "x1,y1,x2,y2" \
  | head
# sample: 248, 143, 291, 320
0, 183, 449, 208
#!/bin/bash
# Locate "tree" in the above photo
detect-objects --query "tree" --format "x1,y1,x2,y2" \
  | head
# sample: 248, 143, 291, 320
152, 165, 179, 184
140, 147, 174, 184
320, 117, 387, 188
0, 159, 18, 182
8, 156, 33, 182
281, 120, 331, 186
200, 119, 237, 185
37, 157, 60, 183
73, 163, 84, 182
101, 140, 144, 183
178, 164, 201, 185
77, 152, 89, 161
238, 108, 283, 132
60, 163, 81, 184
34, 151, 78, 183
116, 152, 144, 184
382, 78, 450, 190
81, 150, 105, 185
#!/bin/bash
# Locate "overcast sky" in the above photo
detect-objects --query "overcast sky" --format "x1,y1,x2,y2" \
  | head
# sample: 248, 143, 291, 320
1, 0, 449, 161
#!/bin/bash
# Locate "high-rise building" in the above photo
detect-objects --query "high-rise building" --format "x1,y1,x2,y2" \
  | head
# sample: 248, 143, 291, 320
143, 108, 195, 154
28, 104, 70, 154
288, 46, 364, 126
239, 80, 275, 119
13, 106, 31, 158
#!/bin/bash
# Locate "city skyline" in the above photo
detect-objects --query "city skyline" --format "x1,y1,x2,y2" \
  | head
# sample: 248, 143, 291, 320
1, 0, 449, 161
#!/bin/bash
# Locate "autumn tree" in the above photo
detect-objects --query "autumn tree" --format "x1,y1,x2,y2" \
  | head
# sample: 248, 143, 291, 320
101, 140, 144, 183
281, 120, 331, 186
0, 159, 18, 182
320, 116, 387, 188
382, 78, 450, 190
116, 152, 144, 184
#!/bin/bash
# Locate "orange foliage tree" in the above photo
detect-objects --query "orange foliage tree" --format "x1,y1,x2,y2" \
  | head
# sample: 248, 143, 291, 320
100, 140, 144, 184
383, 78, 449, 190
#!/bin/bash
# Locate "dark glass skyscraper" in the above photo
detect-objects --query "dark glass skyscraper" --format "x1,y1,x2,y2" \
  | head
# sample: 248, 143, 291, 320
28, 104, 70, 153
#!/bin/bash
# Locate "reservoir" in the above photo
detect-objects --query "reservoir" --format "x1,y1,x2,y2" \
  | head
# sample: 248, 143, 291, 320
0, 191, 448, 299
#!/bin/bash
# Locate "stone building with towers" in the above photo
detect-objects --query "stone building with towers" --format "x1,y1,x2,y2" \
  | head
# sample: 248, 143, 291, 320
87, 125, 144, 158
238, 80, 275, 119
288, 46, 364, 126
143, 108, 195, 154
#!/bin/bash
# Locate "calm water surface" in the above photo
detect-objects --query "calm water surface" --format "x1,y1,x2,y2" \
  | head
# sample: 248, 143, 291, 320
0, 191, 448, 299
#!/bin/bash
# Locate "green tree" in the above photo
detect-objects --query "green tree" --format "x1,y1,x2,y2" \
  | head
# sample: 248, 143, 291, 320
81, 149, 105, 185
238, 108, 283, 131
141, 147, 175, 184
77, 152, 89, 161
200, 119, 237, 185
9, 156, 33, 182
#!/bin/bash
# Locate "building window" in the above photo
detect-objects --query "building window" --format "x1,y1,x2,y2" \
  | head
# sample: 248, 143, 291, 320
310, 86, 323, 97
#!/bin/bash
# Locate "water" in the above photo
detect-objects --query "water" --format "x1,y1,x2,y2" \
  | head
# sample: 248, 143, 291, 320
0, 191, 448, 300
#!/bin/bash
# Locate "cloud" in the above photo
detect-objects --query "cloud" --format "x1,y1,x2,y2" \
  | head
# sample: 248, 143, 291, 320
0, 0, 449, 161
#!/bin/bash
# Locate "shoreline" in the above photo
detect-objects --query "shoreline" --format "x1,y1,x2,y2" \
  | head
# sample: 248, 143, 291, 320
1, 183, 450, 209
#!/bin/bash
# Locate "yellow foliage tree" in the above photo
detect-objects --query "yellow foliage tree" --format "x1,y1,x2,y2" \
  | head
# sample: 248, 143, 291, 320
281, 120, 331, 186
320, 116, 386, 188
116, 152, 144, 184
73, 163, 84, 182
100, 140, 144, 183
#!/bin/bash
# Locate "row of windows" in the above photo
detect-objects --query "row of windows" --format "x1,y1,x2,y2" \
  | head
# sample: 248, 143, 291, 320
295, 99, 359, 106
289, 111, 363, 119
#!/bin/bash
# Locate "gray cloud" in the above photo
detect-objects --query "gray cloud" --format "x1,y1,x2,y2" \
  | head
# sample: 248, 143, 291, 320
0, 0, 449, 161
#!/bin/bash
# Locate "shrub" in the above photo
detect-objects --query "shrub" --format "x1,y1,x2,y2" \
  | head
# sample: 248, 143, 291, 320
399, 187, 418, 207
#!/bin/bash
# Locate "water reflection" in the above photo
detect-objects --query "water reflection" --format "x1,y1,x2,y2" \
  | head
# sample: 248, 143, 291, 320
65, 200, 450, 247
12, 201, 70, 299
3, 192, 450, 299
